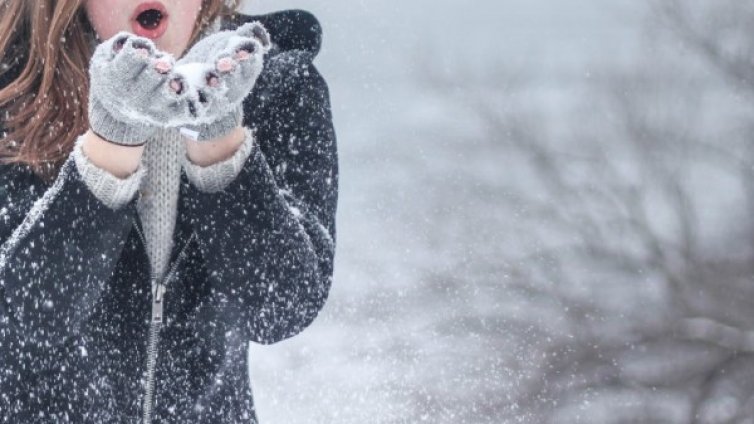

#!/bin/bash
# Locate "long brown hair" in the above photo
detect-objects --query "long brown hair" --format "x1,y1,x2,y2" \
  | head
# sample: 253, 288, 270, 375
0, 0, 240, 183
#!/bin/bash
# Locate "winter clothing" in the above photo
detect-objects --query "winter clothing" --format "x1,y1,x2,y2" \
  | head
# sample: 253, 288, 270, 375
175, 22, 272, 141
71, 135, 147, 210
72, 125, 255, 282
0, 9, 337, 424
79, 20, 264, 281
88, 34, 184, 146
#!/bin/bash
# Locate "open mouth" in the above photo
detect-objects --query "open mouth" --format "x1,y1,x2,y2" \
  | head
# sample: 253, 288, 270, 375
131, 2, 169, 39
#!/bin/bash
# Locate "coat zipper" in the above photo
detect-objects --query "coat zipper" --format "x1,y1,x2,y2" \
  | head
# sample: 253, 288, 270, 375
132, 216, 196, 423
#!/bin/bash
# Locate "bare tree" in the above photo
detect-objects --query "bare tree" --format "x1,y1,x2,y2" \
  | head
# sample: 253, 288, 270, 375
419, 0, 754, 422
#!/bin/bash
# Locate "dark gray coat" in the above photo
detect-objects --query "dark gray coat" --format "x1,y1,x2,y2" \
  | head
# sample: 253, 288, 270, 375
0, 9, 337, 423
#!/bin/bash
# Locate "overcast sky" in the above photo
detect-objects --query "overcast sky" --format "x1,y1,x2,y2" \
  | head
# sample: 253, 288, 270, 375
244, 0, 646, 81
242, 0, 649, 144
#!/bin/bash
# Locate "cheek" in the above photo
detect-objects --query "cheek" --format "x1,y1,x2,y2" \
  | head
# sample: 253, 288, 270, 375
171, 0, 204, 50
84, 0, 130, 40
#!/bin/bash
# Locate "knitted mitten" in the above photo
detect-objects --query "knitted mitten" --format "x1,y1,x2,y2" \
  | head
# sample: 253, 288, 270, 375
88, 32, 191, 146
171, 22, 271, 141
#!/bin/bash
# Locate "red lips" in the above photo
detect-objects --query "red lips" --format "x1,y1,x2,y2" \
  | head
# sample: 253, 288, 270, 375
131, 1, 169, 40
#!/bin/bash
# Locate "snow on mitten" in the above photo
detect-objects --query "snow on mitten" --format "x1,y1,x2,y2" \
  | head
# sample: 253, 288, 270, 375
88, 32, 192, 146
172, 21, 271, 142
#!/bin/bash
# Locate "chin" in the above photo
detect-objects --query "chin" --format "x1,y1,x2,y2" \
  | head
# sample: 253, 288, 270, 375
161, 40, 190, 58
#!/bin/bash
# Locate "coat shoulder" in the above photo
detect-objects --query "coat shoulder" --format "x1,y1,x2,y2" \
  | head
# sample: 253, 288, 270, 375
223, 9, 323, 58
234, 10, 330, 115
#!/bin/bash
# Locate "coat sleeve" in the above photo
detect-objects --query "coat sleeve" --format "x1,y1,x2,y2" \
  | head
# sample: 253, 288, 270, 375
180, 129, 255, 193
0, 155, 139, 347
179, 51, 338, 345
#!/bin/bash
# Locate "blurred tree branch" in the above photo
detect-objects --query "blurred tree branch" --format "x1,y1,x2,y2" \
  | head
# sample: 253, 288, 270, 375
420, 0, 754, 422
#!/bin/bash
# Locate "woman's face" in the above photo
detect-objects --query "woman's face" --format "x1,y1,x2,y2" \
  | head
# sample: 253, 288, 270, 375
83, 0, 204, 57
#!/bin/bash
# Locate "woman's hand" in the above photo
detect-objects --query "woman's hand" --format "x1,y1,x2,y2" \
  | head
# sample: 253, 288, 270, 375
170, 22, 272, 142
184, 126, 246, 167
88, 32, 191, 146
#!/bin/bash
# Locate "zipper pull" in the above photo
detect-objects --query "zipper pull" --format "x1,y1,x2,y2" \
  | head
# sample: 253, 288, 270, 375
151, 280, 166, 324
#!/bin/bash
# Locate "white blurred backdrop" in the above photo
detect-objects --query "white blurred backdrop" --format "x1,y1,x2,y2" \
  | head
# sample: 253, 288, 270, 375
239, 1, 754, 423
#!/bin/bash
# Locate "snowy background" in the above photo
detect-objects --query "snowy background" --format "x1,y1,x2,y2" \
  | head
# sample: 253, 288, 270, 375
242, 0, 754, 422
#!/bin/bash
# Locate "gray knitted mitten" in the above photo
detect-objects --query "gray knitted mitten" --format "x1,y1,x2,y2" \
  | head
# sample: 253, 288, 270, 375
88, 32, 191, 146
172, 22, 271, 142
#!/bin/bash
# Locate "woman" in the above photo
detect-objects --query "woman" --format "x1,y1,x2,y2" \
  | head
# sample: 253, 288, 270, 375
0, 1, 338, 422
